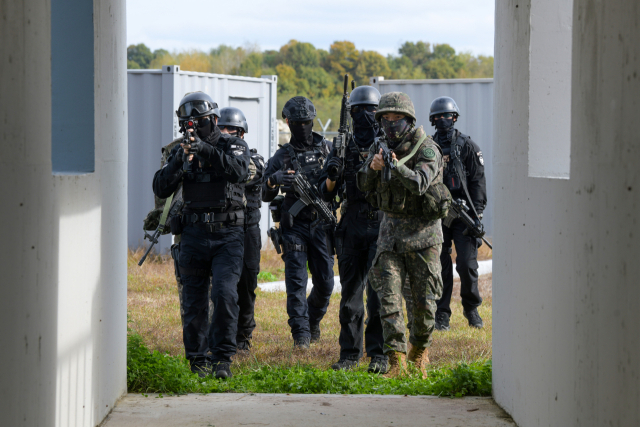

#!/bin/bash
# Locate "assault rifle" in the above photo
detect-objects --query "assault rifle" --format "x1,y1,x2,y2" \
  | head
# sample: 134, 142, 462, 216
378, 140, 396, 184
443, 198, 492, 249
180, 117, 198, 170
328, 74, 351, 177
289, 173, 337, 228
138, 189, 184, 266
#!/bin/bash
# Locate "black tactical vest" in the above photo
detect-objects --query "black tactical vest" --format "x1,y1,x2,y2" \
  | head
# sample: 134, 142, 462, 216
440, 130, 469, 193
182, 139, 244, 211
283, 143, 328, 188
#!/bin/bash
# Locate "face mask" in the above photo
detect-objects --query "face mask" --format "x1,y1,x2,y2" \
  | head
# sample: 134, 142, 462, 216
196, 116, 213, 138
381, 117, 412, 146
434, 118, 454, 143
352, 110, 378, 146
289, 121, 314, 147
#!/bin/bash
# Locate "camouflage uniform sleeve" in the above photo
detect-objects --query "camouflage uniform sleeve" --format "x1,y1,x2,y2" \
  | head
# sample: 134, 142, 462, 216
356, 141, 379, 192
391, 143, 441, 196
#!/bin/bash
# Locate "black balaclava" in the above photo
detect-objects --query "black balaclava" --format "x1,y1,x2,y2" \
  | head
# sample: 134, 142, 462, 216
381, 117, 412, 148
434, 117, 455, 144
352, 109, 379, 147
196, 116, 213, 138
201, 119, 221, 146
289, 121, 314, 148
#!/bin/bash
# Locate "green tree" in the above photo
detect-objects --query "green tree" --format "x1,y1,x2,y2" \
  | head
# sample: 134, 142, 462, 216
354, 51, 391, 85
398, 41, 432, 68
275, 64, 298, 94
279, 40, 320, 70
127, 43, 154, 68
298, 66, 334, 99
238, 52, 264, 77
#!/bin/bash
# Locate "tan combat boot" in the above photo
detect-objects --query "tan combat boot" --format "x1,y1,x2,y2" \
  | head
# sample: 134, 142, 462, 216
407, 346, 429, 379
383, 351, 407, 378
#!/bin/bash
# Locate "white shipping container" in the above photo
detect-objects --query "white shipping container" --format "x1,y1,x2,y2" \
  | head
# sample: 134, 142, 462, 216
128, 66, 278, 253
370, 77, 494, 237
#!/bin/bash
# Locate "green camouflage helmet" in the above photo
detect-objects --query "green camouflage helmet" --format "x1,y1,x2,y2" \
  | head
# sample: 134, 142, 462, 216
375, 92, 416, 122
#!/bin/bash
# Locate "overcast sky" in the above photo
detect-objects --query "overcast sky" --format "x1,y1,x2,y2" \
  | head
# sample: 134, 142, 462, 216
127, 0, 495, 57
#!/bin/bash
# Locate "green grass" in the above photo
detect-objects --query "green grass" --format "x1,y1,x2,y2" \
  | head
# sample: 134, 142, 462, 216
128, 330, 492, 397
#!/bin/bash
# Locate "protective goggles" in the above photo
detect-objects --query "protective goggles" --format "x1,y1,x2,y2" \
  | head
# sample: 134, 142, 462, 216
219, 125, 241, 133
433, 112, 455, 119
177, 100, 218, 118
351, 105, 377, 113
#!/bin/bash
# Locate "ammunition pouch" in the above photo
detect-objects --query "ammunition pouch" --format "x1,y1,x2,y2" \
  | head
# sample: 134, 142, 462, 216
422, 182, 452, 221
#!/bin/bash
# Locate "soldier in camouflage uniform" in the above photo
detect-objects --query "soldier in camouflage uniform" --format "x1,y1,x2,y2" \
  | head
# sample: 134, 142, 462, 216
357, 92, 445, 378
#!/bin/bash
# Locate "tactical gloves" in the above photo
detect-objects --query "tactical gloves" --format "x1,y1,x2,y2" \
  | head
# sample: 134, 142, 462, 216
188, 133, 215, 161
270, 170, 295, 187
326, 157, 344, 181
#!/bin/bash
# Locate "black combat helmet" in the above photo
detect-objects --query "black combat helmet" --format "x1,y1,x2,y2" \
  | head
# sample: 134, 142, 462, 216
282, 96, 316, 121
176, 92, 220, 120
429, 96, 460, 124
349, 86, 381, 107
218, 107, 248, 133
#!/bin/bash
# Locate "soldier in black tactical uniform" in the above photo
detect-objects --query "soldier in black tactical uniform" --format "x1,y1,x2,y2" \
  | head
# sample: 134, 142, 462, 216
262, 96, 334, 349
319, 86, 388, 373
153, 92, 250, 378
429, 96, 487, 330
217, 107, 264, 352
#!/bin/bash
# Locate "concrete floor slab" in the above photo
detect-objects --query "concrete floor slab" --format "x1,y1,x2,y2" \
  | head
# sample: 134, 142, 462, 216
102, 393, 515, 427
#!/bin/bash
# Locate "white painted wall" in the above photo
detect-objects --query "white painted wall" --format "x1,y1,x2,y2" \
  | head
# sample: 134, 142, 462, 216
0, 1, 128, 426
493, 0, 640, 426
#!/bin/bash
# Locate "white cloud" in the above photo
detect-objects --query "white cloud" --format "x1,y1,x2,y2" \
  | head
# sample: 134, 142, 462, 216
127, 0, 494, 56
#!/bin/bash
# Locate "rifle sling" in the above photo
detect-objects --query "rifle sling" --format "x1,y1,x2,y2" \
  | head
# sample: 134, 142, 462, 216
396, 134, 428, 167
451, 134, 480, 220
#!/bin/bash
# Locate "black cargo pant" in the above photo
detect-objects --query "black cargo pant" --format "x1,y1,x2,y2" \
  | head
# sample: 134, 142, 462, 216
436, 219, 483, 315
179, 223, 244, 364
281, 214, 335, 340
236, 223, 261, 343
335, 207, 384, 360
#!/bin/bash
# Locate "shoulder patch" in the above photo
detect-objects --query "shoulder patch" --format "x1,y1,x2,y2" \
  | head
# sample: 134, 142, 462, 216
423, 147, 436, 159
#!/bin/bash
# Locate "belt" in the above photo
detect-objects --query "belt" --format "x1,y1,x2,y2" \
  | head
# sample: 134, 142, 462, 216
182, 210, 244, 224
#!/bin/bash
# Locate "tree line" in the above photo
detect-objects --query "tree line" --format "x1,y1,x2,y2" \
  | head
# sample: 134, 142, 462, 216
127, 40, 493, 131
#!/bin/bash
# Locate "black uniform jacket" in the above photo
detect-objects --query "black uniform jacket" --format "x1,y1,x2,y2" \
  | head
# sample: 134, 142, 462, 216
436, 129, 487, 217
261, 132, 332, 216
153, 132, 250, 200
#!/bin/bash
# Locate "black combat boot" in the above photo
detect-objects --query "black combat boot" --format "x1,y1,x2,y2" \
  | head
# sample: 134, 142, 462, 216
463, 308, 483, 329
212, 362, 233, 379
435, 312, 451, 331
293, 336, 310, 350
368, 356, 389, 374
310, 323, 321, 343
331, 358, 358, 371
190, 362, 211, 378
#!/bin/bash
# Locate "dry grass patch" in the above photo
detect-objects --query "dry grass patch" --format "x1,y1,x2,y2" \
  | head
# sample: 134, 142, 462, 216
128, 247, 492, 370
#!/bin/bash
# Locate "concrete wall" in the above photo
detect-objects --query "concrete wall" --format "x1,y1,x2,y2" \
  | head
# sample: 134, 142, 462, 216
0, 1, 128, 426
493, 0, 640, 426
